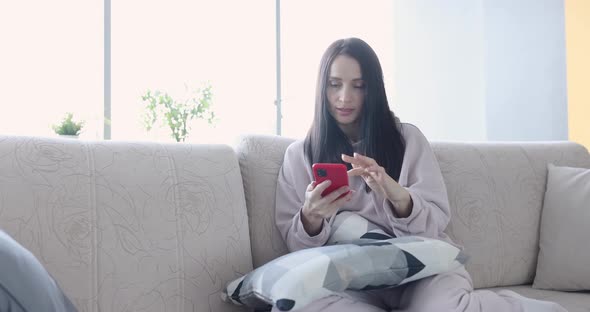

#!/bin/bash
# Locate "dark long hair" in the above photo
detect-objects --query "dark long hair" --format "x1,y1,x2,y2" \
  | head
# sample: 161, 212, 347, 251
304, 38, 406, 188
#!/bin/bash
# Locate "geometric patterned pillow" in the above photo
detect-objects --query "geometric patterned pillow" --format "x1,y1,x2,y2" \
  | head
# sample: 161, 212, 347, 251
222, 212, 467, 311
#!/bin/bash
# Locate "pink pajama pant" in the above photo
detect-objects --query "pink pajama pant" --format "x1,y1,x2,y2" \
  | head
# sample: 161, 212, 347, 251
271, 266, 567, 312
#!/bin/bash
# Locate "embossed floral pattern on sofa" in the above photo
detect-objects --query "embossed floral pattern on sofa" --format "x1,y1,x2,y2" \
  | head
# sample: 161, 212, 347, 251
0, 137, 253, 312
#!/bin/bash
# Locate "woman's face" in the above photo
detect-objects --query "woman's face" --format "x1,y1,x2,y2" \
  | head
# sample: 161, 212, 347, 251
326, 54, 365, 130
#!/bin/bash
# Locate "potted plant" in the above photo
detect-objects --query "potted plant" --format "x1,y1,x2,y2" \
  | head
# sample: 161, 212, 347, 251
141, 83, 216, 142
52, 113, 85, 138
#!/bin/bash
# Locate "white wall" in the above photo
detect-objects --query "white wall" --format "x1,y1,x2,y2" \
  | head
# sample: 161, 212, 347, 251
483, 0, 568, 141
392, 0, 486, 141
392, 0, 568, 141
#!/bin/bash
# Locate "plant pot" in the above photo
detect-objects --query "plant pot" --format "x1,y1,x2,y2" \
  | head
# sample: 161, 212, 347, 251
59, 135, 79, 139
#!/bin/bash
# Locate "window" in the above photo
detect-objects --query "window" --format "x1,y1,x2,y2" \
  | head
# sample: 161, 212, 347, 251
112, 0, 276, 144
280, 0, 395, 139
0, 0, 103, 139
1, 0, 394, 142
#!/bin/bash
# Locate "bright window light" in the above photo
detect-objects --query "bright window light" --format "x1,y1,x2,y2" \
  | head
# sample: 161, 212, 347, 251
281, 0, 395, 139
0, 0, 103, 139
112, 0, 275, 145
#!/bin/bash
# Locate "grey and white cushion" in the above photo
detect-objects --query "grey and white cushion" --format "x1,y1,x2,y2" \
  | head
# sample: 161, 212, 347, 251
222, 212, 467, 311
328, 211, 393, 244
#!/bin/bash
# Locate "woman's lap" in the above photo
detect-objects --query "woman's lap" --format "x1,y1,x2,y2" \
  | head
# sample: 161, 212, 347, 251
270, 293, 385, 312
270, 284, 405, 312
271, 266, 566, 312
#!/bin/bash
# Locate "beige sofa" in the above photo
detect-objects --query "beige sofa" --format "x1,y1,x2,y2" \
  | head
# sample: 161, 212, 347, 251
0, 134, 588, 312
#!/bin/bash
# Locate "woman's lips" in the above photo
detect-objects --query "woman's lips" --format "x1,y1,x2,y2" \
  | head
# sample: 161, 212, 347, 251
336, 108, 354, 116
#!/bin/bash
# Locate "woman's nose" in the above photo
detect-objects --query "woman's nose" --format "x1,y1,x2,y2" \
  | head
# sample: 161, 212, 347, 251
339, 86, 352, 102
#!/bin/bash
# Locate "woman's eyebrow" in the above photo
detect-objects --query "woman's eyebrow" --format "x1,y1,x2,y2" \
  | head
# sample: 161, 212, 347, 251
328, 77, 364, 81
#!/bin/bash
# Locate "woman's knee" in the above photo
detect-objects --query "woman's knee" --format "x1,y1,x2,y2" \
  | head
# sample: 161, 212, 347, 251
400, 267, 474, 310
271, 293, 387, 312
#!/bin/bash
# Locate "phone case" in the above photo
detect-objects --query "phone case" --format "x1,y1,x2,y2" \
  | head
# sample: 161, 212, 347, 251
312, 163, 350, 198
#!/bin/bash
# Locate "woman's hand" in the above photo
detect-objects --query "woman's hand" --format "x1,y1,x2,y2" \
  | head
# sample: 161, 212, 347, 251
301, 180, 352, 236
342, 153, 413, 218
342, 153, 389, 196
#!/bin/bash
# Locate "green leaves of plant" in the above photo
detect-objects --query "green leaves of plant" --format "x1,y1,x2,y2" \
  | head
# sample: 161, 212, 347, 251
141, 83, 215, 142
52, 112, 85, 136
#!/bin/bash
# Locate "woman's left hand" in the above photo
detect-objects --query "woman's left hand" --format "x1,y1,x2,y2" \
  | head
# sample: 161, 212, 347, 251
342, 152, 413, 218
342, 153, 391, 197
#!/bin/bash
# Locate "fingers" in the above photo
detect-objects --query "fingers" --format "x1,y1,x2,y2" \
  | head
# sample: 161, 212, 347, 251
311, 180, 332, 198
349, 167, 380, 178
305, 184, 354, 220
341, 153, 365, 167
329, 191, 353, 208
341, 153, 378, 168
324, 190, 353, 216
365, 164, 377, 172
347, 167, 365, 177
365, 165, 384, 174
341, 153, 358, 165
320, 185, 350, 205
353, 153, 378, 166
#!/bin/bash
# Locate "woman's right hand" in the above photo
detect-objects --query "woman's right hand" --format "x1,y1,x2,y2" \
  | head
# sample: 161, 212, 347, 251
301, 180, 352, 236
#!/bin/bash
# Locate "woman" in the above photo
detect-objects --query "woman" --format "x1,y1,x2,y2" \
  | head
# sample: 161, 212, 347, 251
274, 38, 566, 312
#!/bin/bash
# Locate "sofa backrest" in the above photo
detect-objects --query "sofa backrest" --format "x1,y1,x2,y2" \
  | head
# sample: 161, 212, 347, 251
0, 136, 252, 312
431, 141, 590, 288
237, 135, 590, 289
235, 135, 293, 268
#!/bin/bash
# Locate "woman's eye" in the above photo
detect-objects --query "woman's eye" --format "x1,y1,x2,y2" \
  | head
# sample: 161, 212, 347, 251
329, 82, 341, 87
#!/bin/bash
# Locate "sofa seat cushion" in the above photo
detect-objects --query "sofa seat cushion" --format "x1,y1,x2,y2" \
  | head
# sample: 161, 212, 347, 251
488, 285, 590, 312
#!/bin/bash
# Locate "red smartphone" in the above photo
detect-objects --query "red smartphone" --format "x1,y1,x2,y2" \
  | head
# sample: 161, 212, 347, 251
312, 163, 350, 198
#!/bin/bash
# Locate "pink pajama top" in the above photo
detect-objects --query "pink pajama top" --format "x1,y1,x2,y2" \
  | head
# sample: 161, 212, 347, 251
275, 123, 455, 252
